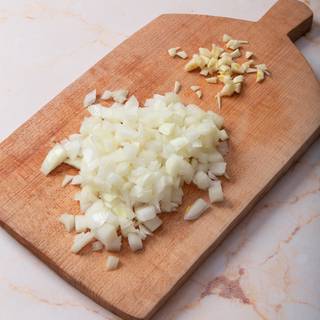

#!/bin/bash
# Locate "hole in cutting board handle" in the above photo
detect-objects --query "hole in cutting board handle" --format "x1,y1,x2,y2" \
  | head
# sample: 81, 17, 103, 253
258, 0, 313, 41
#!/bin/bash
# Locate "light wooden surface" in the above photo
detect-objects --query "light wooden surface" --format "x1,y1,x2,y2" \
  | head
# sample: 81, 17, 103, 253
0, 0, 319, 319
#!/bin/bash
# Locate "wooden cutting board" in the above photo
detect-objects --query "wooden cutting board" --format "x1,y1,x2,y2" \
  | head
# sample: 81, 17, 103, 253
0, 0, 319, 319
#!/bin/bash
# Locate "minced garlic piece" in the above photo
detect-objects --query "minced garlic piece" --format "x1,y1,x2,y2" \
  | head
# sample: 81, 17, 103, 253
206, 77, 217, 84
222, 34, 232, 43
245, 51, 253, 59
176, 50, 188, 59
168, 47, 179, 57
226, 39, 248, 50
195, 90, 203, 99
191, 85, 200, 92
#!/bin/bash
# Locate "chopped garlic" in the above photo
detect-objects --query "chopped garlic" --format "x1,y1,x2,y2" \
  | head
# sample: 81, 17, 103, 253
191, 85, 200, 92
168, 47, 180, 57
233, 75, 244, 83
222, 34, 233, 43
176, 50, 188, 59
195, 90, 203, 99
199, 47, 212, 57
106, 256, 119, 270
200, 68, 209, 76
231, 63, 243, 74
83, 89, 96, 108
226, 39, 248, 50
206, 77, 217, 84
231, 49, 241, 58
211, 44, 224, 58
256, 69, 265, 82
246, 67, 257, 73
245, 51, 253, 59
173, 80, 181, 94
216, 94, 222, 110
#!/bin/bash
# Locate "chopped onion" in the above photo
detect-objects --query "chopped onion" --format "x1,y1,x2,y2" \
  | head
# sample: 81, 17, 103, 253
41, 144, 67, 175
106, 236, 122, 252
143, 216, 162, 232
61, 175, 74, 187
70, 175, 82, 185
92, 223, 118, 246
41, 92, 229, 263
209, 162, 226, 176
71, 232, 94, 253
92, 241, 104, 251
59, 213, 75, 232
135, 205, 156, 222
101, 90, 113, 100
208, 180, 224, 203
128, 232, 143, 251
75, 215, 89, 232
184, 198, 210, 220
83, 89, 96, 108
106, 255, 119, 270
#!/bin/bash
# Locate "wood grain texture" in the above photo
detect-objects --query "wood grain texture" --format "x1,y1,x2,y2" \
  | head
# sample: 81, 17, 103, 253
0, 0, 319, 319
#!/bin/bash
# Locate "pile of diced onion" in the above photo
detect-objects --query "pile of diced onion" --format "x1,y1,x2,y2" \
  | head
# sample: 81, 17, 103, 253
41, 90, 228, 269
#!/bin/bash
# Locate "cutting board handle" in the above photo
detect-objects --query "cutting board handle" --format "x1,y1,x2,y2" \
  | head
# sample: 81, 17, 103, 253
258, 0, 313, 41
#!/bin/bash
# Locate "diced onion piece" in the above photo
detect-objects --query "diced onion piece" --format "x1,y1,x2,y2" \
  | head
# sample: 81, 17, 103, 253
159, 122, 174, 135
125, 95, 139, 108
64, 158, 82, 169
101, 90, 113, 100
208, 180, 224, 203
70, 175, 82, 185
128, 232, 143, 251
83, 89, 96, 108
193, 171, 211, 190
219, 129, 229, 141
174, 80, 181, 94
135, 205, 156, 222
209, 162, 226, 176
106, 236, 122, 252
92, 241, 104, 251
112, 89, 128, 103
71, 232, 94, 253
59, 214, 75, 232
75, 215, 89, 233
176, 50, 188, 59
138, 224, 152, 240
106, 255, 119, 270
41, 144, 67, 175
184, 198, 210, 220
92, 223, 118, 246
143, 216, 162, 232
61, 175, 74, 187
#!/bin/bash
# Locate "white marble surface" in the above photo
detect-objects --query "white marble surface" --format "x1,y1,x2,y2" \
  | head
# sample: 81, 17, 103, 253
0, 0, 319, 319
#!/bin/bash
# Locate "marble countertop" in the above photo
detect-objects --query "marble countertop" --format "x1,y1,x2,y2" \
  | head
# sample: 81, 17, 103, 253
0, 1, 319, 319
